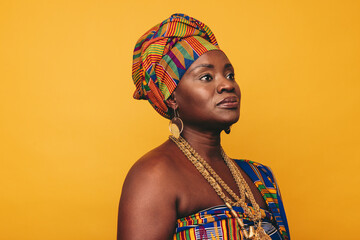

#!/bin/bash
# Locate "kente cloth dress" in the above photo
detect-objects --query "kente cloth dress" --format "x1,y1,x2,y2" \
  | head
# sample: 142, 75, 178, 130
173, 160, 290, 240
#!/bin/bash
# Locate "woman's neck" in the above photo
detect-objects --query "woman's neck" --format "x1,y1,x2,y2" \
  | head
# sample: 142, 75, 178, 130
180, 127, 224, 163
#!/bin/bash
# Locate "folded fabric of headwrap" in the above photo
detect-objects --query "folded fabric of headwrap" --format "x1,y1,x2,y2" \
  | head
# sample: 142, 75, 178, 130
132, 13, 220, 119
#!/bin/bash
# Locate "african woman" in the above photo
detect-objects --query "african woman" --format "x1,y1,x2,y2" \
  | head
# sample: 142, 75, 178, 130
117, 13, 290, 240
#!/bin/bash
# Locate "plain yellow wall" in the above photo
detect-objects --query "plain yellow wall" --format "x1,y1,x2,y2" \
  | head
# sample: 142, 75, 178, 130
1, 0, 359, 239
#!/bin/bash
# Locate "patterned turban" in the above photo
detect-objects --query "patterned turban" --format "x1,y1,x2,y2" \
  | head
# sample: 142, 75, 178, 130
132, 13, 220, 119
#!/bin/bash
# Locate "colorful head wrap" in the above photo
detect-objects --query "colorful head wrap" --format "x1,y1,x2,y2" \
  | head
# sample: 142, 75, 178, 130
132, 13, 220, 118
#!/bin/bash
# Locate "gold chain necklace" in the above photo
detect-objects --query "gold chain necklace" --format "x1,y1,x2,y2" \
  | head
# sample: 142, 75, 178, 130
170, 135, 271, 240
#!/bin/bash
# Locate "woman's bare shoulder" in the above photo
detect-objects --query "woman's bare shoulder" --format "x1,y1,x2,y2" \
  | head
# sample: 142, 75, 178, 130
120, 139, 183, 203
118, 140, 180, 239
127, 140, 179, 180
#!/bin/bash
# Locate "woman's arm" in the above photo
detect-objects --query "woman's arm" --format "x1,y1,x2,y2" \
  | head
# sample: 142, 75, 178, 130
117, 155, 178, 240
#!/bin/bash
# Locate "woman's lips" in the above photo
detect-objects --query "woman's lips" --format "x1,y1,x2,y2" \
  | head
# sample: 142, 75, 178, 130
217, 96, 239, 108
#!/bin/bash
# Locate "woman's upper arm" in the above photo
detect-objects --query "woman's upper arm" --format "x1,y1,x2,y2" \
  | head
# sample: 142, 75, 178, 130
117, 159, 177, 240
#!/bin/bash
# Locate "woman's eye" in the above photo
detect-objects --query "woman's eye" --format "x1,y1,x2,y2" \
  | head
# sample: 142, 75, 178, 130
227, 73, 235, 80
200, 74, 213, 81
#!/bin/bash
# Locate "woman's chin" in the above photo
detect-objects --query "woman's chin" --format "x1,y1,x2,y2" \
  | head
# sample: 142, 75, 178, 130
219, 112, 240, 125
212, 115, 240, 131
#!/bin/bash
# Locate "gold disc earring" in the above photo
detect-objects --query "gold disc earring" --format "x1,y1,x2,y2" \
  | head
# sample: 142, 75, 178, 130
169, 109, 183, 139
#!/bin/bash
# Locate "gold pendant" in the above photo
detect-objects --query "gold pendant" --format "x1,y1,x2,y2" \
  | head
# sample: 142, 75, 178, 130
248, 226, 255, 238
169, 123, 180, 138
254, 226, 272, 240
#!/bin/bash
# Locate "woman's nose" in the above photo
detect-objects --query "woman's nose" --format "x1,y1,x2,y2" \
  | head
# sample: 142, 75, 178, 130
217, 76, 235, 93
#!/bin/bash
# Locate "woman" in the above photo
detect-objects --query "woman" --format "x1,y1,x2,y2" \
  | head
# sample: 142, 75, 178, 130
118, 14, 290, 240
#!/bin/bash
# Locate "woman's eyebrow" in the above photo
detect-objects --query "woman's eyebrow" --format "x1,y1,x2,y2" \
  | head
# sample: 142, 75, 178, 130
224, 63, 233, 69
188, 64, 214, 73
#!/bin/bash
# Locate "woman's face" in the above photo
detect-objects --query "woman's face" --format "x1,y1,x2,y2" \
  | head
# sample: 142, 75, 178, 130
172, 50, 241, 131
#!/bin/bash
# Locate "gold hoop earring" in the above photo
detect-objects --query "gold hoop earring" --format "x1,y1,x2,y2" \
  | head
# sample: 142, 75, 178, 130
169, 109, 183, 139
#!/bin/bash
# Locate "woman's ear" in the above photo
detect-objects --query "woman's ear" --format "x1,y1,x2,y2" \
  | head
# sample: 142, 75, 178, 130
165, 94, 178, 110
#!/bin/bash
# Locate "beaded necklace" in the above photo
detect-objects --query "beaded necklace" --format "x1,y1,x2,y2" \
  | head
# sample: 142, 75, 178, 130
170, 135, 271, 240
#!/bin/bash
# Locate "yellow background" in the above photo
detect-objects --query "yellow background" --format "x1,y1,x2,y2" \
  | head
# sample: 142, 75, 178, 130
1, 0, 359, 239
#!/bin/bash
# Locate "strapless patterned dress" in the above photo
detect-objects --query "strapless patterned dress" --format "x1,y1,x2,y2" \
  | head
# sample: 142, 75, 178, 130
173, 160, 290, 240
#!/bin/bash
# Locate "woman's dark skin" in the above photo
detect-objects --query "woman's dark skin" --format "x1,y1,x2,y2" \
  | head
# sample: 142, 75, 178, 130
117, 50, 268, 240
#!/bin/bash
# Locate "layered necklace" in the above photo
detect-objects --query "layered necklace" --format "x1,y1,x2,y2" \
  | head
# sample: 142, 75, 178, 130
170, 135, 271, 240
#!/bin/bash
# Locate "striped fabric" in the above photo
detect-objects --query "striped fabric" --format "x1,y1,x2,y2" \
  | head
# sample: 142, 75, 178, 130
132, 13, 220, 118
173, 160, 290, 240
174, 206, 282, 240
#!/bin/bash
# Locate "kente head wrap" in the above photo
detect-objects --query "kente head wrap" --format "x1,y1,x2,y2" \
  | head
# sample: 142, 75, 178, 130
132, 13, 220, 119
